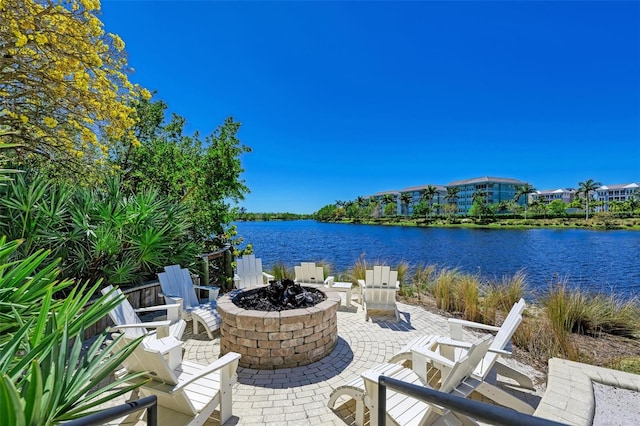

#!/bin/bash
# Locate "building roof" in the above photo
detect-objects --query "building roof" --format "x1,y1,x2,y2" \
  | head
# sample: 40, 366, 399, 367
446, 176, 527, 186
536, 188, 576, 195
597, 183, 640, 190
399, 184, 447, 193
371, 190, 400, 196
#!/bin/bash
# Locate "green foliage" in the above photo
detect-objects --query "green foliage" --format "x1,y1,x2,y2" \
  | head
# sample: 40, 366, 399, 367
114, 100, 251, 249
432, 268, 459, 311
0, 238, 146, 424
269, 262, 293, 280
0, 172, 198, 285
547, 199, 567, 216
383, 203, 396, 216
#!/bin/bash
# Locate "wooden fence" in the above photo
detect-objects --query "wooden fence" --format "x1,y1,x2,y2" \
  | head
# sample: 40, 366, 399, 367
84, 281, 165, 339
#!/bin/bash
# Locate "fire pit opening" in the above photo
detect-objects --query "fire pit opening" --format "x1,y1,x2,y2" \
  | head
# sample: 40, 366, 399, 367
233, 279, 326, 311
217, 280, 340, 369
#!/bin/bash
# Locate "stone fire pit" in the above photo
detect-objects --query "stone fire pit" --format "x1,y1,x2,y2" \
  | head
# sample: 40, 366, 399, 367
217, 280, 340, 369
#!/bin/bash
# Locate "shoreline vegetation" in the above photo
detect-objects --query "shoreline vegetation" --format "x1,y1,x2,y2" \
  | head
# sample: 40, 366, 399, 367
259, 258, 640, 375
237, 213, 640, 230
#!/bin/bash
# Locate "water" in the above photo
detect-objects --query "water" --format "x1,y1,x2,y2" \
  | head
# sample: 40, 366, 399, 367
234, 220, 640, 299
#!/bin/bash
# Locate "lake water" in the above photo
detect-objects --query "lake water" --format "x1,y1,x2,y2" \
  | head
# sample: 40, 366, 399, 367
234, 220, 640, 299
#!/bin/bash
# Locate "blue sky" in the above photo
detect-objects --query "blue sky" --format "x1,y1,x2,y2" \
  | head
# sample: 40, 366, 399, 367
101, 1, 639, 214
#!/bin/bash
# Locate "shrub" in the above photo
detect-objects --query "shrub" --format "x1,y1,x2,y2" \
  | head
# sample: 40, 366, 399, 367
269, 262, 293, 280
453, 273, 482, 322
0, 238, 144, 424
432, 268, 459, 311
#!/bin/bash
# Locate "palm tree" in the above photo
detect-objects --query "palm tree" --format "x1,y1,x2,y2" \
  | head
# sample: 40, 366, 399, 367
420, 185, 438, 218
577, 179, 602, 219
514, 183, 536, 219
444, 187, 460, 218
382, 194, 396, 216
471, 189, 489, 221
400, 192, 412, 216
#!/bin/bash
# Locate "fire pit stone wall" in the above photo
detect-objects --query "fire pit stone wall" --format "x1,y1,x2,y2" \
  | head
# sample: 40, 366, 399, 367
217, 286, 340, 369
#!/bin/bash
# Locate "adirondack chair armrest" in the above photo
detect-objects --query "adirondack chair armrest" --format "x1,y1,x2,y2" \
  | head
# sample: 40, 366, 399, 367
109, 320, 172, 337
411, 346, 456, 369
233, 274, 241, 286
434, 337, 512, 357
134, 303, 181, 322
357, 279, 366, 288
160, 293, 184, 310
173, 352, 242, 391
393, 280, 400, 289
324, 275, 334, 286
448, 318, 500, 340
262, 272, 275, 283
193, 285, 220, 302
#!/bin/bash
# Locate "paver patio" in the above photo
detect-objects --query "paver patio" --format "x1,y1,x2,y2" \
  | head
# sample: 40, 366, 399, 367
177, 300, 544, 425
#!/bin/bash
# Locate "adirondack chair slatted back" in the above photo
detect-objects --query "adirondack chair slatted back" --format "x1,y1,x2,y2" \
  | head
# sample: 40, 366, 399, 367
294, 262, 325, 284
101, 285, 146, 339
158, 265, 200, 309
476, 298, 525, 377
440, 335, 493, 393
113, 337, 180, 387
113, 339, 202, 416
364, 265, 398, 306
236, 255, 266, 288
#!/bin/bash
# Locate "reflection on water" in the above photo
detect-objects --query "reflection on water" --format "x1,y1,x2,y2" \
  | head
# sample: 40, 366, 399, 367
234, 220, 640, 299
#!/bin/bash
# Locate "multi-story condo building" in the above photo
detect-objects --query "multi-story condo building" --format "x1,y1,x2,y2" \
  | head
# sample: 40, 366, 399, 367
532, 188, 576, 204
396, 184, 447, 216
595, 183, 640, 211
445, 176, 528, 214
369, 176, 528, 216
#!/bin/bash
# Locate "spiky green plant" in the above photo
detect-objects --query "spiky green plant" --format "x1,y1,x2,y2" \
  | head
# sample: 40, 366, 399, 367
0, 173, 198, 285
270, 262, 293, 280
0, 238, 146, 424
485, 270, 528, 312
432, 268, 459, 311
348, 253, 369, 284
411, 263, 437, 291
453, 274, 482, 322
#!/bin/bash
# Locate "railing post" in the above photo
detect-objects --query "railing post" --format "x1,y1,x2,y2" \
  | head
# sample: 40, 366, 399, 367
379, 376, 387, 426
201, 255, 210, 287
224, 248, 233, 289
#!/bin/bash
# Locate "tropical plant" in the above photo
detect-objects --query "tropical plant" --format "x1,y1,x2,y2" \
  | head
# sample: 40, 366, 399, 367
577, 179, 602, 220
0, 172, 198, 284
400, 192, 413, 216
442, 187, 460, 221
0, 238, 146, 424
547, 199, 567, 216
113, 101, 251, 247
513, 183, 536, 219
1, 0, 150, 180
470, 189, 491, 221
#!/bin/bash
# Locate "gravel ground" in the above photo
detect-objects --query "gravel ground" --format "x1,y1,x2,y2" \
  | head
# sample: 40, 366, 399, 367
593, 383, 640, 425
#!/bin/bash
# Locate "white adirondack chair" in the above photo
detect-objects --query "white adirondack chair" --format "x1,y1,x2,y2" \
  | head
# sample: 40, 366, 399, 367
362, 335, 495, 426
358, 265, 400, 321
112, 338, 241, 425
158, 265, 222, 339
233, 254, 274, 289
294, 262, 334, 286
101, 285, 185, 369
389, 298, 533, 389
328, 335, 533, 426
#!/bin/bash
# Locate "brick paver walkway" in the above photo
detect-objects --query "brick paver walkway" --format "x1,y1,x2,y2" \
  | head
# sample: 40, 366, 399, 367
179, 300, 542, 425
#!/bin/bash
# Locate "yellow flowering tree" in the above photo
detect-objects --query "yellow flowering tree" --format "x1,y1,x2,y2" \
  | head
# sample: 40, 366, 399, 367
0, 0, 149, 177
